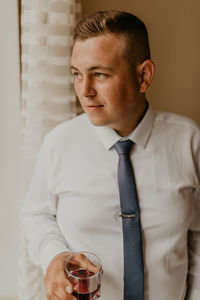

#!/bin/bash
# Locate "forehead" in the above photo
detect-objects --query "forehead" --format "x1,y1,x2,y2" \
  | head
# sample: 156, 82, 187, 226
71, 34, 125, 68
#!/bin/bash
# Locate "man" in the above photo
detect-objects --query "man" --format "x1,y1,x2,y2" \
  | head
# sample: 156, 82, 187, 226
21, 10, 200, 300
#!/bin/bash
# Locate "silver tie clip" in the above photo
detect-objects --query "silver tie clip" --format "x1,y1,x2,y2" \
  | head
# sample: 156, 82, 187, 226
119, 213, 136, 218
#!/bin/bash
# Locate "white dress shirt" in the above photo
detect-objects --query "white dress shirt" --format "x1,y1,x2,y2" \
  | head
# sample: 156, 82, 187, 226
21, 105, 200, 300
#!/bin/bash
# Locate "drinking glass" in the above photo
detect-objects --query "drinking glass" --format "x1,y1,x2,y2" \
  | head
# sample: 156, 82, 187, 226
65, 251, 103, 300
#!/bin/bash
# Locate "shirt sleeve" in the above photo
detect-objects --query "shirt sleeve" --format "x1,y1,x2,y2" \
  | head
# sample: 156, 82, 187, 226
186, 129, 200, 300
21, 137, 70, 273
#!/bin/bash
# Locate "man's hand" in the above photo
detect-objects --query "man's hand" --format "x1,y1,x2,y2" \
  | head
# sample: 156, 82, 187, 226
44, 252, 99, 300
44, 252, 75, 300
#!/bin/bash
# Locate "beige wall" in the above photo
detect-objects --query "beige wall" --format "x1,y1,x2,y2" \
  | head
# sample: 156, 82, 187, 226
0, 0, 21, 298
82, 0, 200, 124
0, 299, 17, 300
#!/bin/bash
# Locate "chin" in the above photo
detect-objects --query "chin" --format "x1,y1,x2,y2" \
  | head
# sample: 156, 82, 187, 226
87, 115, 109, 127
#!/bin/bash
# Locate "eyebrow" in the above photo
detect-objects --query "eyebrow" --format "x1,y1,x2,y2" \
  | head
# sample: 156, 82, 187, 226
70, 65, 115, 72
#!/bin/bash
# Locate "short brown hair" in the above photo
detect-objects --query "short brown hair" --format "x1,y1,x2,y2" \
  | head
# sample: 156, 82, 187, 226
73, 10, 151, 71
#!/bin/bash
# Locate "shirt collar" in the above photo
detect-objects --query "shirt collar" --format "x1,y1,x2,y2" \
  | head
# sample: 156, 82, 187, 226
93, 104, 154, 150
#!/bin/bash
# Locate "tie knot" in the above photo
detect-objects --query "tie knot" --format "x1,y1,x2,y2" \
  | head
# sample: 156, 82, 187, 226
114, 139, 134, 155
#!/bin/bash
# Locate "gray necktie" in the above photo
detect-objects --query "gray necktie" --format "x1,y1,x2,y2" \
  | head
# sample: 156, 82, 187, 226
114, 140, 144, 300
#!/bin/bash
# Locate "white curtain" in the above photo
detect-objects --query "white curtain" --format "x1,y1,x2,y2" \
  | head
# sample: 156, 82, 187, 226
18, 1, 82, 299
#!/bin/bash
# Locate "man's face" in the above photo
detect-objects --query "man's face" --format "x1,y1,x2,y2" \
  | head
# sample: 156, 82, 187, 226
71, 33, 144, 136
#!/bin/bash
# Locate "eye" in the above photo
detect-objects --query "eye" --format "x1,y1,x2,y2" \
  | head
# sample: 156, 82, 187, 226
94, 72, 107, 78
72, 72, 82, 79
72, 72, 78, 77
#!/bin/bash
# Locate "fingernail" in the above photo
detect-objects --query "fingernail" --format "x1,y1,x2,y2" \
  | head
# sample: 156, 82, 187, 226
65, 286, 72, 293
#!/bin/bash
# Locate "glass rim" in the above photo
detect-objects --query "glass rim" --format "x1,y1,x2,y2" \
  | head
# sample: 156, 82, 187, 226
65, 251, 102, 280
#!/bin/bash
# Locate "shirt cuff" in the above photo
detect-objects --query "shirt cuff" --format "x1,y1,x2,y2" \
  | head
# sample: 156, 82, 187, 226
39, 240, 70, 273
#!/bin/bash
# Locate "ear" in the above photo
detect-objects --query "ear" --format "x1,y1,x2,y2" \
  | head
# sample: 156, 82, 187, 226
137, 60, 155, 93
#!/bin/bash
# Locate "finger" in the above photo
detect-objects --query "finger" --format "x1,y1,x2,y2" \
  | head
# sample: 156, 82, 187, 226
52, 292, 77, 300
52, 285, 77, 300
47, 273, 74, 297
47, 294, 61, 300
53, 286, 70, 299
57, 272, 74, 294
71, 254, 99, 273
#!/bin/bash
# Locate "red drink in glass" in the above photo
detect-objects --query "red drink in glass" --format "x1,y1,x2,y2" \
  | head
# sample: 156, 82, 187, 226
71, 270, 101, 300
66, 252, 102, 300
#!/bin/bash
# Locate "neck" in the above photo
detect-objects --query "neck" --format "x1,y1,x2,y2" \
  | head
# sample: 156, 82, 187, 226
116, 99, 148, 137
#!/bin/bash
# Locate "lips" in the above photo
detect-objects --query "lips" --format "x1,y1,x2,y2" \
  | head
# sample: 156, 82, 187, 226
85, 104, 104, 107
85, 104, 104, 110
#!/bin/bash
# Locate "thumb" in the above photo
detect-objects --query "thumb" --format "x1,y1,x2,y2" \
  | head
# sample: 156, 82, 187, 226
67, 253, 100, 274
78, 255, 99, 274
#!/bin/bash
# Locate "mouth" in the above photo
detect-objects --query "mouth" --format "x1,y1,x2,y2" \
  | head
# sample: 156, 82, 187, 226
85, 105, 104, 111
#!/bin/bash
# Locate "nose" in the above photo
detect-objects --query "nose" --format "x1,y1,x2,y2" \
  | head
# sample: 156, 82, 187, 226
81, 76, 97, 98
